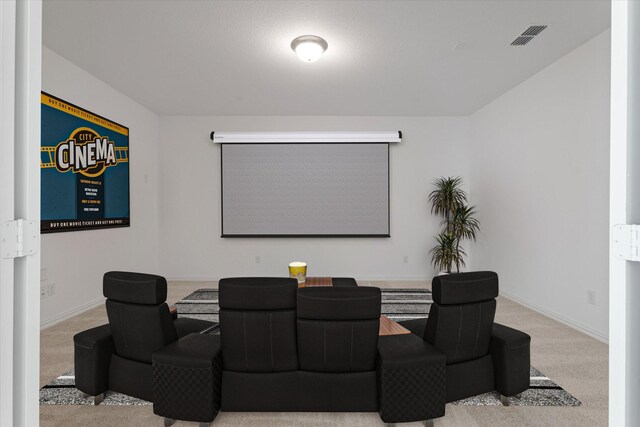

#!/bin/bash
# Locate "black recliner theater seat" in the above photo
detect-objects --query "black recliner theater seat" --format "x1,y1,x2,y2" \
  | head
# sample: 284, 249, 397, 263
331, 277, 358, 287
399, 271, 531, 404
152, 277, 446, 426
73, 271, 214, 403
218, 278, 382, 412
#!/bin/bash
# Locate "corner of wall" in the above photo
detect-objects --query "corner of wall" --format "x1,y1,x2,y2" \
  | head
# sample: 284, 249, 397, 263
40, 46, 162, 328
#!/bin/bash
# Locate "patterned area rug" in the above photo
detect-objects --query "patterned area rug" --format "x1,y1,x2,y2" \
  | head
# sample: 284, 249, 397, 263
40, 371, 149, 405
40, 367, 580, 407
41, 288, 580, 407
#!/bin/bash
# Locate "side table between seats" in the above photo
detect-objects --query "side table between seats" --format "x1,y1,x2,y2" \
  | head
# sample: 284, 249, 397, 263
152, 333, 221, 426
377, 333, 446, 426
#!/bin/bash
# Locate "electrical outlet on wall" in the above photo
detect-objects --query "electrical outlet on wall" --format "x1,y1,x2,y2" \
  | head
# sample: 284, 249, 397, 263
402, 256, 409, 264
587, 290, 596, 305
255, 256, 261, 264
47, 283, 56, 297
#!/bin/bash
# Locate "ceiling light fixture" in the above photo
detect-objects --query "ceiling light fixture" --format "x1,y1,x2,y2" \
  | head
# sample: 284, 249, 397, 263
290, 35, 328, 62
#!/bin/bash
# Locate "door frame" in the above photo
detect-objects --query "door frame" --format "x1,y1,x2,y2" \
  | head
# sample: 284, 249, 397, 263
610, 1, 640, 426
0, 0, 41, 425
0, 1, 18, 424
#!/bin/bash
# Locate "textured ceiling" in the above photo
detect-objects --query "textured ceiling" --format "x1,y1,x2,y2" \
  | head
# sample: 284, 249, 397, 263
43, 0, 610, 116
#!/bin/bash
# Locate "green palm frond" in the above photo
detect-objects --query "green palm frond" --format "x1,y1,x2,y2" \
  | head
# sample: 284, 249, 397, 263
428, 176, 467, 217
428, 176, 478, 274
451, 205, 480, 242
429, 232, 466, 273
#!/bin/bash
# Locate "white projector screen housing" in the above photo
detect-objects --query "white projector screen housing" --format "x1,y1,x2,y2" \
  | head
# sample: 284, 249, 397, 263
221, 143, 390, 237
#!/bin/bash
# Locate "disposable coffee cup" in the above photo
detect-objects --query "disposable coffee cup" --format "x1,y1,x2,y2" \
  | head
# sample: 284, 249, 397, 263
288, 261, 307, 284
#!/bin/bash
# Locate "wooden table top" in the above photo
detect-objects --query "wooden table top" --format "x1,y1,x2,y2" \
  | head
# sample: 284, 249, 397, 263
299, 277, 332, 287
379, 314, 411, 336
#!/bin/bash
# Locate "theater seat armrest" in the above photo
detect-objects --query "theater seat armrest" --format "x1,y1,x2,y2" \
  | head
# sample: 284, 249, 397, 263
153, 333, 222, 421
377, 334, 446, 423
398, 318, 428, 338
173, 317, 217, 338
153, 333, 221, 367
378, 333, 445, 367
490, 323, 531, 397
491, 323, 531, 348
73, 324, 114, 396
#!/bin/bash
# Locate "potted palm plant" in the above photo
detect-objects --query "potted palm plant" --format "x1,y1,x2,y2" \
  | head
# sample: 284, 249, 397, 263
428, 177, 479, 274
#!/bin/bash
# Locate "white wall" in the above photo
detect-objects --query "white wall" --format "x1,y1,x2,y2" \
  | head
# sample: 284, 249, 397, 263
40, 47, 161, 327
41, 29, 612, 345
470, 31, 611, 341
157, 116, 470, 280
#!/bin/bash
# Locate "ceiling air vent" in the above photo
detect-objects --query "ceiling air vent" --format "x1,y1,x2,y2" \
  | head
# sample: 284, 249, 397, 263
511, 36, 533, 46
510, 25, 548, 46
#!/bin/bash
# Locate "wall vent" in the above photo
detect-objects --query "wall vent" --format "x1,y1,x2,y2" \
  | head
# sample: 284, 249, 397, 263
510, 25, 548, 46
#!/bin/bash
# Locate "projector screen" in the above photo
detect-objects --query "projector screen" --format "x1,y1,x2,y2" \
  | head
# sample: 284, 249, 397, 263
221, 143, 389, 236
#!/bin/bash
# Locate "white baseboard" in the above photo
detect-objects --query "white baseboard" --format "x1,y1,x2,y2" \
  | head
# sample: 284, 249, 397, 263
500, 290, 608, 344
40, 296, 106, 330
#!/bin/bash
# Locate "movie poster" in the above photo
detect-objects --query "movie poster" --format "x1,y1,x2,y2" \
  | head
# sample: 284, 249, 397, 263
41, 92, 130, 233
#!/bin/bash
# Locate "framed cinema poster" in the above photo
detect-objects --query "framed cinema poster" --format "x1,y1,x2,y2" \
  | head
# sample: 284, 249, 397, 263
41, 92, 130, 233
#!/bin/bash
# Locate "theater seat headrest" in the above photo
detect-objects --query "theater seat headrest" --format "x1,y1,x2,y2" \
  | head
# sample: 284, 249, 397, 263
432, 271, 498, 305
219, 277, 297, 310
297, 287, 381, 320
103, 271, 167, 305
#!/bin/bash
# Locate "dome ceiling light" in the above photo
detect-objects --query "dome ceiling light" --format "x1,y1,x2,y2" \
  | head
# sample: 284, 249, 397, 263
290, 35, 328, 62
